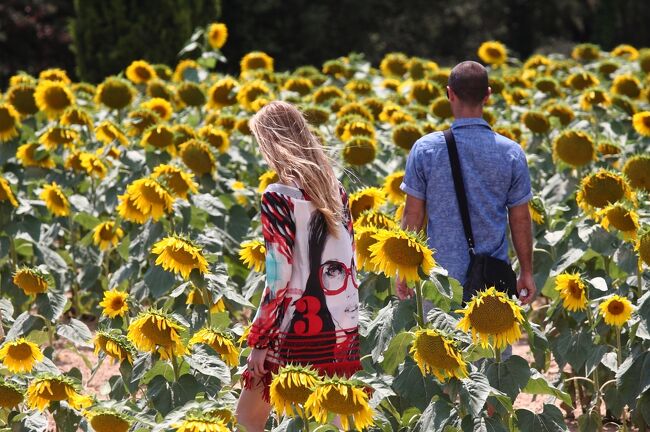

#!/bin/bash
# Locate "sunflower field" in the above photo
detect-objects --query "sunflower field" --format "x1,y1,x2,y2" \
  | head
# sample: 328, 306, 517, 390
0, 22, 649, 432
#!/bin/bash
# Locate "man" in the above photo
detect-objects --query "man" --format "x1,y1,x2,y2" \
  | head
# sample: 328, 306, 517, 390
397, 60, 536, 305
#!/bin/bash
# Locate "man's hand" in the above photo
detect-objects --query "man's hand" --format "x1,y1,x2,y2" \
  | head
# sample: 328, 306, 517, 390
247, 347, 268, 379
396, 278, 414, 300
517, 272, 536, 304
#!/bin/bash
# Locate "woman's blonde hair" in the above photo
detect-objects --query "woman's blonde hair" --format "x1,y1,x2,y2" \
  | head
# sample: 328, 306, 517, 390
249, 101, 343, 235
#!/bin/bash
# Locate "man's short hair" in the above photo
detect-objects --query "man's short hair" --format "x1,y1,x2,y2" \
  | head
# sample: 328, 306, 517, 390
448, 61, 489, 105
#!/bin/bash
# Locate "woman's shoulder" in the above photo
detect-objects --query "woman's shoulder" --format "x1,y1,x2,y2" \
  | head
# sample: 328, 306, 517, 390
262, 182, 305, 201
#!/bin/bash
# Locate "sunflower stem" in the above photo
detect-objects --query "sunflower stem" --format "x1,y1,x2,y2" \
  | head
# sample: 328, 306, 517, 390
8, 236, 18, 272
299, 405, 310, 432
171, 354, 180, 382
495, 347, 502, 364
616, 326, 622, 367
415, 280, 425, 328
636, 264, 643, 299
67, 214, 83, 317
200, 285, 213, 327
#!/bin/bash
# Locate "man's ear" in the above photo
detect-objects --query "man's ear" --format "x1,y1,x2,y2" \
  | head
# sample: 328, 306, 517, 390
482, 86, 492, 105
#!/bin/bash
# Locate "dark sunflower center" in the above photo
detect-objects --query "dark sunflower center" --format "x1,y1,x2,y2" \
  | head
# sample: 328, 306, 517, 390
9, 87, 38, 115
384, 236, 423, 266
351, 196, 375, 219
48, 190, 66, 208
141, 184, 166, 205
583, 177, 625, 208
0, 386, 23, 408
468, 295, 517, 334
41, 381, 69, 401
169, 245, 198, 266
146, 128, 173, 148
607, 207, 636, 231
607, 300, 624, 315
0, 108, 15, 131
416, 333, 460, 370
140, 317, 175, 346
110, 296, 125, 310
277, 381, 311, 404
567, 280, 583, 299
100, 226, 116, 241
321, 387, 362, 415
7, 343, 33, 360
91, 413, 130, 432
100, 84, 132, 109
45, 87, 71, 110
135, 67, 152, 80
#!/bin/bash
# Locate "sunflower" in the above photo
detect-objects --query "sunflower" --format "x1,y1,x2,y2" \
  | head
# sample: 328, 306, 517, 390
207, 77, 238, 110
34, 80, 75, 118
127, 108, 161, 136
340, 120, 375, 142
180, 139, 216, 176
125, 177, 174, 221
7, 83, 39, 116
0, 177, 18, 207
520, 110, 550, 134
596, 204, 640, 240
338, 102, 373, 122
392, 123, 422, 151
598, 61, 619, 77
554, 272, 587, 312
38, 126, 77, 151
0, 380, 24, 409
95, 77, 135, 110
637, 228, 650, 267
599, 295, 633, 327
39, 68, 70, 84
529, 196, 546, 225
13, 267, 50, 295
349, 187, 386, 220
198, 126, 230, 153
141, 124, 175, 152
173, 124, 198, 147
456, 287, 525, 349
127, 309, 186, 359
504, 88, 530, 106
125, 59, 157, 84
9, 73, 35, 87
85, 408, 132, 432
580, 88, 612, 111
0, 338, 44, 373
258, 170, 279, 193
0, 103, 21, 142
60, 106, 93, 128
237, 80, 274, 113
189, 328, 239, 367
240, 51, 274, 74
72, 82, 96, 98
639, 51, 650, 73
354, 226, 382, 272
430, 96, 453, 119
380, 52, 409, 77
95, 120, 128, 146
26, 374, 92, 411
239, 239, 266, 272
546, 103, 575, 126
411, 329, 467, 381
186, 288, 226, 313
98, 289, 129, 319
478, 41, 507, 66
611, 44, 639, 60
622, 155, 649, 192
612, 95, 637, 116
152, 235, 209, 280
409, 80, 441, 105
146, 79, 174, 101
207, 22, 228, 50
173, 59, 200, 82
313, 86, 345, 104
571, 43, 601, 61
598, 141, 622, 156
354, 210, 398, 231
270, 365, 320, 416
116, 193, 148, 224
369, 228, 435, 283
534, 78, 561, 96
630, 110, 650, 136
151, 164, 198, 199
342, 136, 376, 166
383, 171, 406, 204
40, 182, 70, 217
566, 72, 599, 91
611, 74, 641, 99
79, 153, 108, 179
141, 97, 173, 121
302, 105, 330, 126
283, 77, 313, 96
305, 378, 373, 431
552, 130, 595, 167
93, 330, 135, 364
177, 82, 206, 107
576, 169, 634, 214
322, 59, 350, 79
92, 221, 124, 251
173, 414, 229, 432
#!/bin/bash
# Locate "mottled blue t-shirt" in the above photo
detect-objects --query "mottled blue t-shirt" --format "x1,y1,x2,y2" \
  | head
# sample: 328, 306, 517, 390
400, 117, 532, 284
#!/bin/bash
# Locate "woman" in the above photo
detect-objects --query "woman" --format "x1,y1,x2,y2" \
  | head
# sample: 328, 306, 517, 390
236, 101, 361, 431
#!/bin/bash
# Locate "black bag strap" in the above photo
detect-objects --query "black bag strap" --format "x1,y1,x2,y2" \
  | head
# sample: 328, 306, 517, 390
443, 129, 475, 254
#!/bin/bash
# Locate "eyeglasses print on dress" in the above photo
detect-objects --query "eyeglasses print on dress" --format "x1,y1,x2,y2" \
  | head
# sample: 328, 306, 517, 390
319, 259, 358, 296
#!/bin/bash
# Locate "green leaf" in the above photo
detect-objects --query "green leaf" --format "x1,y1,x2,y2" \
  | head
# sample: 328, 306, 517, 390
35, 288, 67, 321
461, 415, 508, 432
418, 399, 457, 431
523, 369, 573, 407
6, 312, 45, 340
381, 331, 414, 374
577, 411, 601, 432
393, 358, 444, 411
616, 351, 650, 406
184, 346, 232, 384
485, 355, 531, 400
73, 212, 100, 230
352, 371, 395, 407
191, 193, 224, 217
56, 319, 93, 348
460, 372, 492, 417
144, 264, 176, 298
515, 404, 567, 431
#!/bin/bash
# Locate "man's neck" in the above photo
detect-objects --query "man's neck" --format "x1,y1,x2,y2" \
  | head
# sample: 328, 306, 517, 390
452, 107, 484, 119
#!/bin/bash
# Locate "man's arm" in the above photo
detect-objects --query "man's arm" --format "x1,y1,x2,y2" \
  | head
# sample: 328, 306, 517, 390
396, 194, 427, 299
508, 203, 536, 304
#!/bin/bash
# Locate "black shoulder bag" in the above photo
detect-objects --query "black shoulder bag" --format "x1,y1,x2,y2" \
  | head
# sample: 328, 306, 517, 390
443, 129, 517, 303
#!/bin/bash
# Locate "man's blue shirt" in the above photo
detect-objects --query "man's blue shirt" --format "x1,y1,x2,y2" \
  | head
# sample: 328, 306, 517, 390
400, 117, 532, 284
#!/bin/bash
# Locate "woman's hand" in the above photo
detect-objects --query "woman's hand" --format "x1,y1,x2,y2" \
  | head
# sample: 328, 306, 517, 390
247, 347, 269, 379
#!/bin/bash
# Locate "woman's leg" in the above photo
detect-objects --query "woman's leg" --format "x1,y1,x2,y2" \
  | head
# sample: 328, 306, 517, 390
235, 376, 271, 432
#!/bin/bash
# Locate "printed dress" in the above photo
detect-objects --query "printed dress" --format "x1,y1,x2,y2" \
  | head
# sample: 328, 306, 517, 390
243, 182, 361, 398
